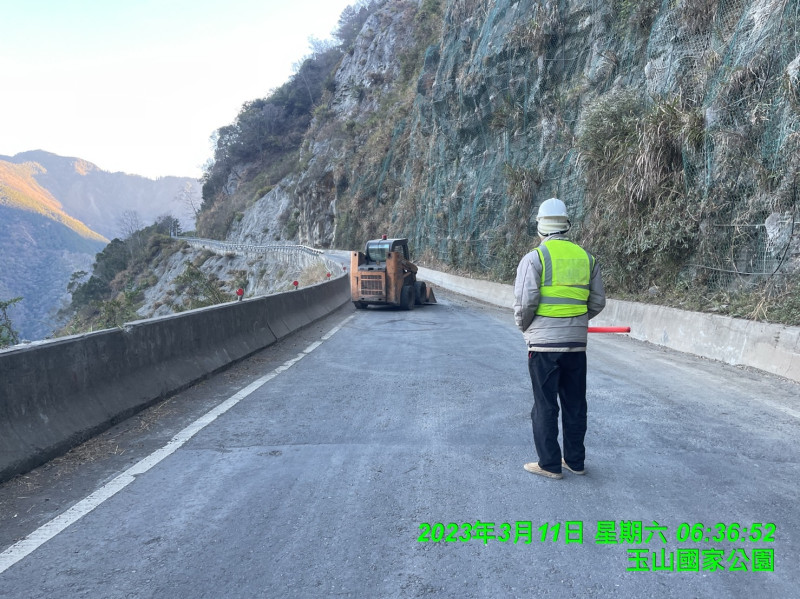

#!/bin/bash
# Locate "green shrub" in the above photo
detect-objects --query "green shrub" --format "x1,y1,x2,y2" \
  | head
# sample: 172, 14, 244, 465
0, 297, 22, 347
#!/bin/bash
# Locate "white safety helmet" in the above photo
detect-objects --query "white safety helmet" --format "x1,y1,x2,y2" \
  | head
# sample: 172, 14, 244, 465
537, 198, 568, 219
536, 198, 570, 236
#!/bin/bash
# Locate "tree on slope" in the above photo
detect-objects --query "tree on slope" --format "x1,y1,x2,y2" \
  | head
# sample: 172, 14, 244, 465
0, 297, 22, 348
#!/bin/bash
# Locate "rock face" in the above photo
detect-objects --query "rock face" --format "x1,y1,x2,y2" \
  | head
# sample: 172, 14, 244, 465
227, 0, 423, 249
227, 0, 799, 289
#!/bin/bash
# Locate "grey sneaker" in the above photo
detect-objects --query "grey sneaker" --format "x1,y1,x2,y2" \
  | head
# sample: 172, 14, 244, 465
524, 462, 563, 479
561, 459, 586, 475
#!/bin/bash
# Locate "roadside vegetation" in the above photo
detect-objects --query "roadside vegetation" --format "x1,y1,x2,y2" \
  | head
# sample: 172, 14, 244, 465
58, 215, 191, 334
576, 90, 703, 293
0, 297, 22, 348
574, 85, 799, 326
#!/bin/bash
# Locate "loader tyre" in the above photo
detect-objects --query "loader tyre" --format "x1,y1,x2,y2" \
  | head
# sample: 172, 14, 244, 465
414, 281, 426, 305
401, 284, 415, 310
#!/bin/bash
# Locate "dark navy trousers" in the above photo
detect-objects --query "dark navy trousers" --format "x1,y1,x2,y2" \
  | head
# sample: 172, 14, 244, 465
527, 351, 588, 474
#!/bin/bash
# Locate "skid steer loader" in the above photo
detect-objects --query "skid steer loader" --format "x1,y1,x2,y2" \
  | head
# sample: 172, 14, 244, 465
350, 236, 436, 309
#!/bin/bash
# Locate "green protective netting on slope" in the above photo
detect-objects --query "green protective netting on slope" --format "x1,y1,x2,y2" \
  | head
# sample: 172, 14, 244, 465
416, 0, 799, 292
338, 0, 798, 308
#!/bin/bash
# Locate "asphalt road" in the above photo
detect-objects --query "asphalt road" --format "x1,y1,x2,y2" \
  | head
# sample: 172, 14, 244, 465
1, 291, 798, 598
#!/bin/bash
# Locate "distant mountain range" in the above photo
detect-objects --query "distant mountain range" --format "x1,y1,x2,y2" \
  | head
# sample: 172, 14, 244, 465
0, 150, 200, 238
0, 150, 201, 341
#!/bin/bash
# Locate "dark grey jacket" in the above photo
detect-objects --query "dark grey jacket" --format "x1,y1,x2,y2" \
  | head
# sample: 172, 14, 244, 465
513, 234, 606, 352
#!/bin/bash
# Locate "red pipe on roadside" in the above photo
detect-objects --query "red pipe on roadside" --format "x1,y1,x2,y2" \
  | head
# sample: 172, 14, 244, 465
588, 326, 631, 333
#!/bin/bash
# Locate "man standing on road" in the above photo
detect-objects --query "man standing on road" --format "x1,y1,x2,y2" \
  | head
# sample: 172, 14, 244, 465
514, 198, 606, 479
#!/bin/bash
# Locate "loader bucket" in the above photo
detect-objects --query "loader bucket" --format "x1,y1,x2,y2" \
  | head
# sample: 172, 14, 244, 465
424, 285, 437, 304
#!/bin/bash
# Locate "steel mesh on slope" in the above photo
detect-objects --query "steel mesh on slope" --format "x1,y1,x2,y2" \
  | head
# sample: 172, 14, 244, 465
414, 0, 799, 306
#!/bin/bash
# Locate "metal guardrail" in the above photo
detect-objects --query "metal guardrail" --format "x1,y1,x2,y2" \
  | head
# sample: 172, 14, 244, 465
174, 236, 344, 276
176, 237, 324, 257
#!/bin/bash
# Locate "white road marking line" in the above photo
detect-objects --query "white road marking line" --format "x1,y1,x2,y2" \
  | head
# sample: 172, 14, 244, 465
0, 315, 354, 575
303, 341, 323, 353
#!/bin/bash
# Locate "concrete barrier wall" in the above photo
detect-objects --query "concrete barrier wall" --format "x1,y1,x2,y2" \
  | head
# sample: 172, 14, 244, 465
417, 267, 800, 384
0, 275, 350, 483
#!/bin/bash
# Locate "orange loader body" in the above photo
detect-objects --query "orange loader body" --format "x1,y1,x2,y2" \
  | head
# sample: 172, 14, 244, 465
350, 237, 436, 309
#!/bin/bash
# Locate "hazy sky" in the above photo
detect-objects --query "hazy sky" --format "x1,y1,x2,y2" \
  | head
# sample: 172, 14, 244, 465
0, 0, 358, 179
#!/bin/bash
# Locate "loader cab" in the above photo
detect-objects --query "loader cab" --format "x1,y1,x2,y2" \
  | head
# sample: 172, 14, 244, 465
364, 237, 409, 264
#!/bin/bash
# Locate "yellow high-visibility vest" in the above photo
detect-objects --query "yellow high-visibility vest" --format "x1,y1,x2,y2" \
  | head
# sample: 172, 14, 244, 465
535, 240, 594, 317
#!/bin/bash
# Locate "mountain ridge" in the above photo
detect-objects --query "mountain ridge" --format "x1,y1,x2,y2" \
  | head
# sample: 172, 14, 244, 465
0, 150, 202, 341
0, 159, 109, 244
0, 150, 200, 239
